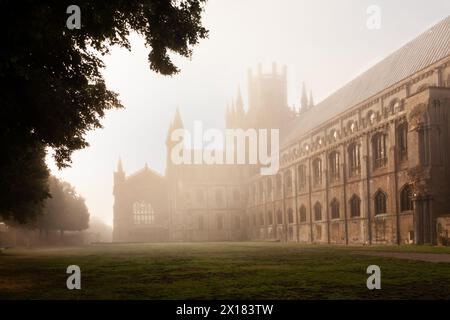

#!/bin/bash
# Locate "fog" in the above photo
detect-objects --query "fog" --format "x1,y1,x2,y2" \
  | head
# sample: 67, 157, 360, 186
46, 0, 450, 226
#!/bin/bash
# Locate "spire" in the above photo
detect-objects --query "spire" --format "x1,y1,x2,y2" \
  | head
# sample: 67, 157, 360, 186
301, 82, 308, 111
117, 157, 124, 173
166, 107, 184, 146
231, 99, 236, 124
309, 90, 314, 108
173, 106, 184, 129
234, 86, 245, 128
235, 86, 244, 115
230, 100, 237, 128
114, 156, 125, 188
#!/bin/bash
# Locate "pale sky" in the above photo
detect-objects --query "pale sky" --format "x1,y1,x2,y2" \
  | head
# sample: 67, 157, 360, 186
47, 0, 450, 226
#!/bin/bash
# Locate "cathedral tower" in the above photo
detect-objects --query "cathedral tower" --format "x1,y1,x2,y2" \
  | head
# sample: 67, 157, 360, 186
246, 63, 290, 130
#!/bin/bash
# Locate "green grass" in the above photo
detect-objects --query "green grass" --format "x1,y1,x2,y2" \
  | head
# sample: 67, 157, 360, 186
0, 242, 450, 300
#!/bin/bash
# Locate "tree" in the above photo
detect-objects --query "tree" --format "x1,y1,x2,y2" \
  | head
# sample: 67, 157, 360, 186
0, 142, 49, 223
0, 1, 208, 222
37, 176, 90, 236
61, 181, 89, 233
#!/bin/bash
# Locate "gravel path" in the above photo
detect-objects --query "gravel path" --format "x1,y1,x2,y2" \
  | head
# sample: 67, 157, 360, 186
354, 251, 450, 263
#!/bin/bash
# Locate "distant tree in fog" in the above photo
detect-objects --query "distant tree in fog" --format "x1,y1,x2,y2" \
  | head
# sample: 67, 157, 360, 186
37, 177, 90, 236
87, 217, 113, 243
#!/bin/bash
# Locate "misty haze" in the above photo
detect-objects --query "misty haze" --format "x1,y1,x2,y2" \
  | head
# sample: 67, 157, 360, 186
1, 0, 450, 306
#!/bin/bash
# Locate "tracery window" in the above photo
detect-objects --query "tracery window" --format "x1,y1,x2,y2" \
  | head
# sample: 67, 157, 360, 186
373, 133, 387, 169
348, 143, 361, 176
329, 151, 340, 182
350, 195, 361, 218
297, 164, 307, 190
314, 202, 322, 221
299, 205, 307, 222
397, 123, 408, 161
330, 198, 340, 219
374, 190, 387, 215
133, 201, 155, 225
287, 208, 294, 224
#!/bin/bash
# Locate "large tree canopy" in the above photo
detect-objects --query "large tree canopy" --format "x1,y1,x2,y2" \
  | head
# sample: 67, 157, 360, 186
0, 142, 50, 223
1, 0, 208, 167
0, 1, 208, 222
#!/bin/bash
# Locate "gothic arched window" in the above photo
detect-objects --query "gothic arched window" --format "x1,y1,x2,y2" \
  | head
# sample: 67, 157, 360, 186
397, 123, 408, 161
133, 201, 155, 225
372, 132, 387, 169
297, 164, 307, 190
330, 198, 340, 219
400, 185, 413, 212
347, 121, 357, 133
329, 151, 340, 182
330, 129, 338, 141
367, 111, 376, 125
348, 142, 361, 177
287, 208, 294, 224
314, 202, 322, 221
374, 190, 387, 215
313, 158, 322, 186
391, 99, 402, 112
299, 205, 307, 222
388, 99, 400, 114
350, 195, 361, 218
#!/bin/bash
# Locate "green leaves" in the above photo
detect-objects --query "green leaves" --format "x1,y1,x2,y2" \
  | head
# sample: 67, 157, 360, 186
37, 176, 90, 232
0, 1, 208, 222
1, 0, 208, 167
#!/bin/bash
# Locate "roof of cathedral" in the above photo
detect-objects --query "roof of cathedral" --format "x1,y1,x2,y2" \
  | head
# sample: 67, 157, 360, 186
126, 164, 164, 181
282, 15, 450, 146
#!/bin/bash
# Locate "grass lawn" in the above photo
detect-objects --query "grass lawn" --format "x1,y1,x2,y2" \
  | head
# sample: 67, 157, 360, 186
0, 242, 450, 300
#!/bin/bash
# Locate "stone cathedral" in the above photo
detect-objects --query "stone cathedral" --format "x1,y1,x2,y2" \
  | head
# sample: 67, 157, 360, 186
113, 16, 450, 245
